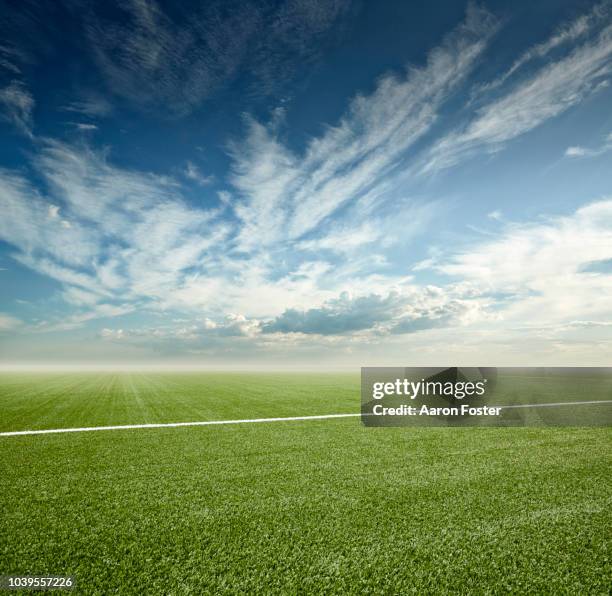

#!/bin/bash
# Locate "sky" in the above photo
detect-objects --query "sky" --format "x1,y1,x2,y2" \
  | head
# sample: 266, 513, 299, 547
0, 0, 611, 368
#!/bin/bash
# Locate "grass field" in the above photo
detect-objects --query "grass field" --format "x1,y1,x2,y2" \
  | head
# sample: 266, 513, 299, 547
1, 373, 610, 594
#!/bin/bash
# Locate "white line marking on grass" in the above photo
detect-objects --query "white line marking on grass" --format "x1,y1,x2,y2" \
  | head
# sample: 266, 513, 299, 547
499, 400, 612, 410
1, 400, 610, 437
0, 413, 362, 437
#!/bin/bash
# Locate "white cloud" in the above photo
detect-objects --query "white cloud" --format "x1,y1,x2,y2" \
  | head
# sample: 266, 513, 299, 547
0, 313, 21, 331
565, 145, 589, 157
8, 6, 592, 329
100, 312, 262, 345
0, 171, 100, 268
0, 80, 34, 135
47, 204, 60, 219
62, 94, 112, 117
421, 20, 612, 173
207, 314, 261, 338
436, 199, 612, 327
97, 283, 488, 347
44, 304, 137, 332
477, 1, 611, 94
72, 123, 99, 132
230, 4, 497, 249
101, 328, 125, 340
297, 222, 382, 254
183, 161, 214, 186
564, 130, 612, 158
0, 44, 26, 74
62, 287, 103, 307
0, 142, 229, 325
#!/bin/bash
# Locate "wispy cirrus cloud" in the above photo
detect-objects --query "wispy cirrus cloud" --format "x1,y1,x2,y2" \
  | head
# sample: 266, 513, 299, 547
83, 0, 351, 116
0, 171, 98, 268
0, 43, 28, 75
69, 123, 99, 132
477, 1, 611, 95
421, 19, 612, 174
0, 80, 34, 136
3, 163, 609, 352
564, 131, 612, 158
0, 142, 229, 325
230, 4, 498, 249
61, 93, 113, 118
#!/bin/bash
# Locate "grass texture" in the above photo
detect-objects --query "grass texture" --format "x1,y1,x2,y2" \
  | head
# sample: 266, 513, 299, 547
0, 373, 610, 594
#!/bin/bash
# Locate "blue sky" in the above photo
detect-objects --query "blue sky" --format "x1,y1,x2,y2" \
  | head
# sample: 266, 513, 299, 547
0, 0, 611, 367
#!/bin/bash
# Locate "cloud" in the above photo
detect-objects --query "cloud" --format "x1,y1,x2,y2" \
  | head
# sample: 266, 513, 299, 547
95, 283, 486, 347
0, 6, 567, 332
230, 4, 497, 249
0, 43, 27, 74
0, 170, 100, 268
564, 131, 612, 158
477, 1, 611, 94
296, 222, 382, 254
183, 161, 214, 186
62, 286, 102, 307
203, 314, 261, 338
67, 187, 612, 353
61, 94, 113, 117
434, 199, 612, 327
263, 291, 405, 335
0, 313, 21, 331
0, 80, 34, 135
563, 320, 612, 328
3, 136, 609, 350
565, 145, 589, 157
100, 313, 261, 346
1, 138, 359, 328
263, 287, 484, 336
0, 141, 229, 325
421, 19, 612, 173
31, 303, 138, 333
101, 327, 126, 340
71, 123, 99, 132
82, 0, 351, 116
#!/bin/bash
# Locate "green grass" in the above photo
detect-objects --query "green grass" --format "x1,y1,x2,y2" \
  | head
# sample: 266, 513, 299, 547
1, 373, 610, 594
0, 372, 358, 432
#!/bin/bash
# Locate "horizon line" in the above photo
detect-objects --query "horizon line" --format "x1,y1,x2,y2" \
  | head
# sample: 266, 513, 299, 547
0, 363, 609, 373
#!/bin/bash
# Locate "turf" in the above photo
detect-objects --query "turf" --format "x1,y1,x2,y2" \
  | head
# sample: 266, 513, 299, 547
0, 373, 610, 594
0, 372, 358, 432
